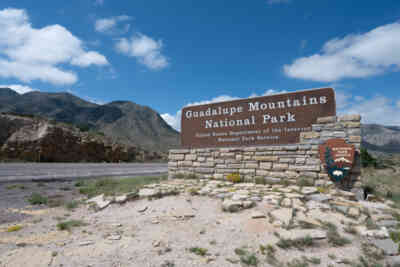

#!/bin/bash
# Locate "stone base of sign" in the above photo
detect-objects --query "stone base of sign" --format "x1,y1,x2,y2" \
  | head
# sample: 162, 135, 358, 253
169, 115, 362, 192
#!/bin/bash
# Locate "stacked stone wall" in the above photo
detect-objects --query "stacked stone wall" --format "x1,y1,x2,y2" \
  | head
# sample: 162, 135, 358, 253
168, 115, 362, 191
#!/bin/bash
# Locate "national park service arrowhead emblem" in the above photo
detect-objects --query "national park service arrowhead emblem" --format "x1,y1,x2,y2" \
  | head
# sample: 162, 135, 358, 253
319, 139, 355, 182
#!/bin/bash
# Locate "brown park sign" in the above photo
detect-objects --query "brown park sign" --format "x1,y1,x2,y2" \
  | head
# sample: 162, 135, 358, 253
181, 87, 336, 148
319, 139, 355, 182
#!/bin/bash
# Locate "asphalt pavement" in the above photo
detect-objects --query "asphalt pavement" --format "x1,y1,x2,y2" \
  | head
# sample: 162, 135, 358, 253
0, 163, 168, 183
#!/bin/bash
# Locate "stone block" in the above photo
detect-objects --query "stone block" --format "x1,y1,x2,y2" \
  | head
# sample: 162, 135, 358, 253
260, 162, 272, 169
169, 154, 185, 161
216, 168, 237, 174
349, 136, 362, 143
196, 167, 214, 174
289, 165, 320, 171
280, 158, 296, 164
299, 171, 318, 178
168, 162, 178, 167
284, 145, 298, 151
254, 156, 279, 162
185, 154, 197, 161
221, 152, 235, 158
169, 149, 190, 154
197, 157, 206, 162
213, 173, 224, 180
342, 121, 361, 128
317, 116, 337, 124
178, 161, 193, 167
339, 114, 361, 122
214, 159, 225, 164
300, 132, 320, 139
285, 171, 299, 178
236, 155, 243, 161
239, 169, 255, 175
199, 162, 215, 167
295, 157, 306, 164
256, 170, 269, 176
245, 162, 258, 168
306, 158, 321, 165
255, 151, 274, 156
272, 163, 289, 170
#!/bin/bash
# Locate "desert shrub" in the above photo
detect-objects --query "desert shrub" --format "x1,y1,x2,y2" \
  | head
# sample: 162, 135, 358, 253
226, 173, 242, 183
28, 193, 48, 205
7, 225, 22, 232
361, 148, 378, 168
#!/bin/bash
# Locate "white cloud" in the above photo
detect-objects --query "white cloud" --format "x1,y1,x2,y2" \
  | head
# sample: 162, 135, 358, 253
397, 101, 400, 108
95, 15, 131, 34
0, 8, 108, 85
0, 84, 38, 94
339, 93, 400, 126
284, 22, 400, 82
116, 33, 168, 70
267, 0, 290, 4
162, 90, 287, 131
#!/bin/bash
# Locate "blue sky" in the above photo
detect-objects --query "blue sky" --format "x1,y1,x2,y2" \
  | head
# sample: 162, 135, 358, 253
0, 0, 399, 129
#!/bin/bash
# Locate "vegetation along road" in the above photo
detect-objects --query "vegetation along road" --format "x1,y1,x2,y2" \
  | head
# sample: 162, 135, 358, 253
0, 163, 168, 183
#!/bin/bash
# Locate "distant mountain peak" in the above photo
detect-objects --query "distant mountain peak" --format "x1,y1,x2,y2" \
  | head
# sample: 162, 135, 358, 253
0, 90, 179, 152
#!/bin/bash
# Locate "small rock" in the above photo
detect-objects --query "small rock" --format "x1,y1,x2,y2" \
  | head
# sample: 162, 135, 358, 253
279, 229, 327, 240
232, 194, 248, 201
151, 219, 160, 224
357, 226, 389, 239
377, 220, 399, 228
107, 234, 121, 241
222, 200, 242, 212
251, 211, 266, 219
110, 223, 122, 227
139, 188, 158, 198
242, 200, 254, 209
137, 206, 148, 213
184, 213, 195, 218
79, 241, 94, 246
348, 207, 360, 217
370, 238, 399, 255
281, 198, 292, 207
153, 240, 161, 247
87, 194, 111, 210
301, 187, 318, 195
306, 194, 332, 203
366, 194, 378, 202
114, 195, 128, 203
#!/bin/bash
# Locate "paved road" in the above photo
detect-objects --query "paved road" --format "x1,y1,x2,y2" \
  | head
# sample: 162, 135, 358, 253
0, 163, 168, 183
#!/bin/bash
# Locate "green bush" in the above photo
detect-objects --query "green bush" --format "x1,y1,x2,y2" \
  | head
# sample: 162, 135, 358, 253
361, 148, 378, 168
28, 193, 48, 205
226, 173, 242, 183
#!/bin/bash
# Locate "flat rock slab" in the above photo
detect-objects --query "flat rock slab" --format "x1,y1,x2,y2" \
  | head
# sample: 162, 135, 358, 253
271, 208, 292, 225
377, 220, 399, 228
370, 238, 399, 256
278, 229, 327, 240
301, 187, 318, 195
306, 194, 332, 202
251, 211, 266, 219
138, 188, 158, 198
87, 194, 111, 210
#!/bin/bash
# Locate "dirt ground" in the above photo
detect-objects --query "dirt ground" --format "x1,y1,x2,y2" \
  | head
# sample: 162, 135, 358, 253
0, 179, 398, 267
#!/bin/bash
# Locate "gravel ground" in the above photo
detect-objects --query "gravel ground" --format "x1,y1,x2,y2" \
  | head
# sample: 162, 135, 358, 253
0, 179, 396, 267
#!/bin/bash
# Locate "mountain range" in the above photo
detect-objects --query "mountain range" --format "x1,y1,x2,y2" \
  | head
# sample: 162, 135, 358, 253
1, 88, 399, 155
0, 88, 180, 152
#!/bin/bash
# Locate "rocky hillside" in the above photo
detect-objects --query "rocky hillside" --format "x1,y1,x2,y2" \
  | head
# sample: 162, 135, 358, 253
0, 113, 163, 162
362, 124, 400, 154
0, 88, 180, 152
